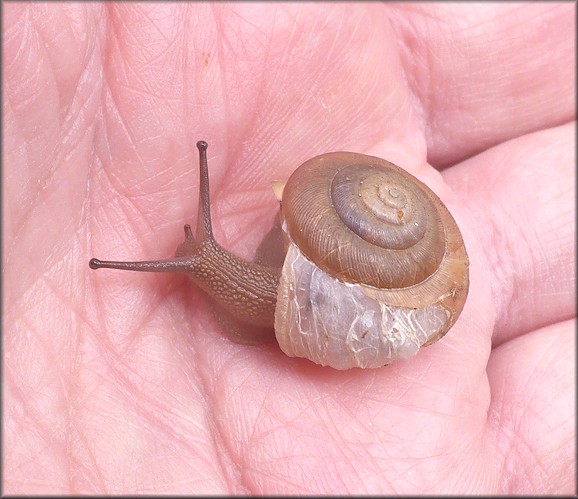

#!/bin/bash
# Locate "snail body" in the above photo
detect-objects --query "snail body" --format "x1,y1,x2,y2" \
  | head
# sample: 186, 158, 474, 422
90, 141, 469, 370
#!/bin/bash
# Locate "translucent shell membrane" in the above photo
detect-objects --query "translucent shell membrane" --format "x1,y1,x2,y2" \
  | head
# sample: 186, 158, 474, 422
275, 243, 456, 369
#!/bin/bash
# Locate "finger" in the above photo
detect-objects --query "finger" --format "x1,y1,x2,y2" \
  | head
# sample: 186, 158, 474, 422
389, 3, 575, 167
486, 319, 575, 494
444, 122, 575, 345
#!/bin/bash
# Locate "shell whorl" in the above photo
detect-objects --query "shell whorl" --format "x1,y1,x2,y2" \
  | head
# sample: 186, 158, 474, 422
281, 152, 450, 289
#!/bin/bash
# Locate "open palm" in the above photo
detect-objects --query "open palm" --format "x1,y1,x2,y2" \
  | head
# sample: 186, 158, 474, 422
4, 3, 575, 494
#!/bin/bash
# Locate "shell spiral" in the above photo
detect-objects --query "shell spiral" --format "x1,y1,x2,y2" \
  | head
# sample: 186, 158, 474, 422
274, 152, 469, 369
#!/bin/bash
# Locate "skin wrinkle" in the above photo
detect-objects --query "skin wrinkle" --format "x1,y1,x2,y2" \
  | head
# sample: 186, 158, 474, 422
511, 189, 574, 332
225, 13, 292, 153
83, 270, 212, 484
7, 358, 65, 456
293, 427, 348, 492
90, 322, 220, 491
6, 123, 63, 266
211, 6, 237, 157
40, 8, 91, 117
100, 89, 142, 177
71, 426, 108, 492
327, 418, 401, 490
486, 323, 574, 493
507, 343, 567, 491
385, 12, 436, 156
491, 205, 530, 339
238, 373, 275, 451
322, 404, 366, 492
235, 398, 278, 493
501, 419, 543, 493
200, 372, 252, 494
468, 175, 515, 337
106, 12, 168, 170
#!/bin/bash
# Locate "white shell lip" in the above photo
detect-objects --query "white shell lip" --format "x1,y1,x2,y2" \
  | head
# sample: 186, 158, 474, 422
274, 243, 451, 370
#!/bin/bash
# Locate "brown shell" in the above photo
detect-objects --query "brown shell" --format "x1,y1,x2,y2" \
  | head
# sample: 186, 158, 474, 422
280, 151, 469, 343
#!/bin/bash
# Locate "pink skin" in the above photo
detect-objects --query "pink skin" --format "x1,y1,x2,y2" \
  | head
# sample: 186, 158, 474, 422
3, 3, 575, 495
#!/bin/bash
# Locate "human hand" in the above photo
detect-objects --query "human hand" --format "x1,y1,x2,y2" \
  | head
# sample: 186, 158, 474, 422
4, 3, 575, 494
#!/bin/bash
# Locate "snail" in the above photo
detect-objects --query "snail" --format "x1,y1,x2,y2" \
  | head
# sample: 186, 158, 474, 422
89, 141, 469, 370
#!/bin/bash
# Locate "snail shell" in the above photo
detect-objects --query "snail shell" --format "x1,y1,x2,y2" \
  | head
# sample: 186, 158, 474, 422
273, 153, 469, 369
89, 142, 469, 370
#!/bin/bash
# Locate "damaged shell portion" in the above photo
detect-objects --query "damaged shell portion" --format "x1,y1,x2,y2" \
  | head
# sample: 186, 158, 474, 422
274, 243, 453, 369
